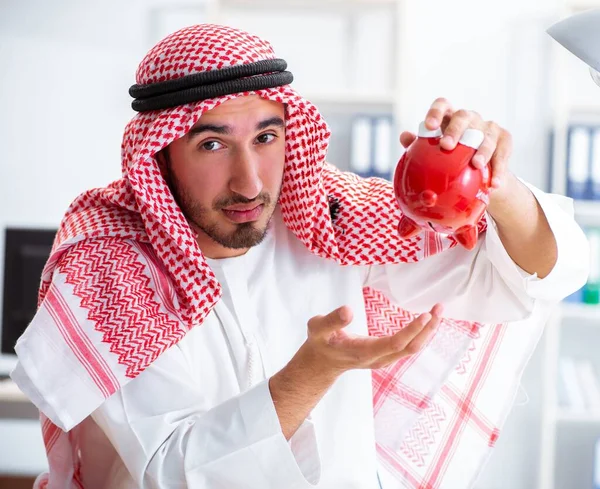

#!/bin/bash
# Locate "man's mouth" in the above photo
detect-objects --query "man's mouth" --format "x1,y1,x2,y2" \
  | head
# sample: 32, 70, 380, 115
221, 204, 264, 223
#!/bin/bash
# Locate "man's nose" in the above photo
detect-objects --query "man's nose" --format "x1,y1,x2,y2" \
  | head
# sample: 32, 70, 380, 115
229, 148, 262, 199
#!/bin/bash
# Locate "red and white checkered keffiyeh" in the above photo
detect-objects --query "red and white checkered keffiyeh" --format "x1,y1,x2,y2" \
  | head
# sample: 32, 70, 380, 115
24, 24, 541, 489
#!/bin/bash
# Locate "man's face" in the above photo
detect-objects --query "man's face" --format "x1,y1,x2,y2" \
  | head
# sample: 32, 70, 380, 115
165, 96, 286, 259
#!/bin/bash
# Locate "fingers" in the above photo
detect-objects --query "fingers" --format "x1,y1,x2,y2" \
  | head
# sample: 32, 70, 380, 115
391, 305, 442, 352
307, 305, 353, 338
425, 97, 454, 131
488, 128, 512, 188
373, 304, 443, 368
469, 124, 512, 188
470, 122, 501, 173
429, 303, 444, 317
308, 303, 443, 372
423, 99, 512, 188
439, 109, 477, 151
400, 131, 417, 148
358, 313, 430, 360
361, 305, 442, 361
400, 310, 441, 353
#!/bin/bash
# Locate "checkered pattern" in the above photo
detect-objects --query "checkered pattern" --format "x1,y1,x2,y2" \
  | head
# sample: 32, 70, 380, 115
30, 24, 529, 489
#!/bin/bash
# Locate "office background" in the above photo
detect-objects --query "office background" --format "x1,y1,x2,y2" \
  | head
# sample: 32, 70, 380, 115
1, 0, 600, 488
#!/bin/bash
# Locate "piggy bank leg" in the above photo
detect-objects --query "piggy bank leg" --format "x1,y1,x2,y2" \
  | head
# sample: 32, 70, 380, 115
454, 225, 478, 250
398, 215, 422, 239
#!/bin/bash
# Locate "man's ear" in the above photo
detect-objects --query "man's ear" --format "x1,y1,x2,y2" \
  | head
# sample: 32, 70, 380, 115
156, 147, 171, 183
156, 147, 169, 165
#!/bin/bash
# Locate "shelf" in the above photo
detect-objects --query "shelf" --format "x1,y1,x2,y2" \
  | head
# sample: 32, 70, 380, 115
567, 105, 600, 118
304, 92, 396, 110
573, 200, 600, 222
566, 0, 600, 12
0, 380, 28, 403
222, 0, 396, 8
0, 354, 17, 375
0, 419, 48, 475
556, 409, 600, 422
560, 302, 600, 321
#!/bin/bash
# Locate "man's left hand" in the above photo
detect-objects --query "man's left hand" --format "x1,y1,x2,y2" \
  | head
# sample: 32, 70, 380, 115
399, 97, 512, 190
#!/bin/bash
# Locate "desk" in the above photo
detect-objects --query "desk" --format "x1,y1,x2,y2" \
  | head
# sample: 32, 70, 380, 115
0, 417, 47, 476
0, 380, 28, 403
0, 379, 47, 477
0, 356, 35, 417
0, 380, 37, 419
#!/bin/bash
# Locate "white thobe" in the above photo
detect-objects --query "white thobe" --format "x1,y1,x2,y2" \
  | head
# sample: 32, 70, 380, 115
12, 184, 589, 489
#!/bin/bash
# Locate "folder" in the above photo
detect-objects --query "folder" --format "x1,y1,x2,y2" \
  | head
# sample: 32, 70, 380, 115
566, 125, 591, 200
564, 286, 584, 303
559, 357, 587, 411
583, 227, 600, 305
591, 126, 600, 200
595, 437, 600, 489
576, 360, 600, 411
373, 116, 394, 180
350, 116, 374, 177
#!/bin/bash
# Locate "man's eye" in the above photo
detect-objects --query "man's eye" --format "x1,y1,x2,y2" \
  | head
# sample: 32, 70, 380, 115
201, 141, 223, 151
256, 133, 276, 144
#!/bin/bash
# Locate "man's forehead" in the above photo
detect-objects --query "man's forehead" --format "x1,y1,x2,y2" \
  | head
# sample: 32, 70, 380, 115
204, 95, 282, 115
190, 96, 285, 129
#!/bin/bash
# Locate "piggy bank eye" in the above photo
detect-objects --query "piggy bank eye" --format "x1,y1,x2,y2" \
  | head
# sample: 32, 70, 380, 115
328, 195, 341, 222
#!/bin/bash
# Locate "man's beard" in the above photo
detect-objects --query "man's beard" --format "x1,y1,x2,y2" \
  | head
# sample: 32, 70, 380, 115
170, 177, 278, 250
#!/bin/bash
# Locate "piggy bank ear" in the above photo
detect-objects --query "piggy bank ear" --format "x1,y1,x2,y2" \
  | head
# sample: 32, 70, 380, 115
458, 128, 485, 150
402, 122, 442, 149
454, 225, 478, 250
417, 121, 443, 139
398, 215, 422, 239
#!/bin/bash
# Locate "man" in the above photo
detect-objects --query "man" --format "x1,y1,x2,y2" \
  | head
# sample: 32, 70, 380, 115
10, 24, 588, 489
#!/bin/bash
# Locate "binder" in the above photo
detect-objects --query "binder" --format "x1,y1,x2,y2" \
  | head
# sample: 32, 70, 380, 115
584, 227, 600, 305
576, 360, 600, 411
558, 357, 587, 411
566, 125, 591, 200
350, 116, 374, 177
564, 286, 584, 303
594, 437, 600, 489
372, 116, 394, 180
565, 222, 584, 301
591, 126, 600, 200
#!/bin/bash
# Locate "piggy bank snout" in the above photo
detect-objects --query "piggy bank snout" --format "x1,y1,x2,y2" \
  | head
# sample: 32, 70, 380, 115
419, 190, 437, 207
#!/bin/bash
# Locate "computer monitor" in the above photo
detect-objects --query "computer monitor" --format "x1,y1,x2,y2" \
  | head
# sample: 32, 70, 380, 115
1, 228, 56, 355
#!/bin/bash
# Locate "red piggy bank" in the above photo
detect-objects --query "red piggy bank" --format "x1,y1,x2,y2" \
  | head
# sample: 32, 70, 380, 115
393, 123, 491, 250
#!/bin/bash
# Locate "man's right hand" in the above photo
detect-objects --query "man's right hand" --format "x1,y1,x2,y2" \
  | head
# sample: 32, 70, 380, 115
300, 303, 443, 374
269, 304, 442, 440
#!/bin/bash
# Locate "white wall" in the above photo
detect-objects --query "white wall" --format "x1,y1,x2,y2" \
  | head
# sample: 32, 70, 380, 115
0, 0, 570, 486
0, 0, 148, 319
0, 0, 148, 224
395, 3, 562, 488
398, 0, 560, 189
0, 0, 150, 475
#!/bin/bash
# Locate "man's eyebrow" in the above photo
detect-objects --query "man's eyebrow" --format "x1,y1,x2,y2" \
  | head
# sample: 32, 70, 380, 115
256, 117, 285, 131
186, 116, 285, 141
187, 124, 232, 140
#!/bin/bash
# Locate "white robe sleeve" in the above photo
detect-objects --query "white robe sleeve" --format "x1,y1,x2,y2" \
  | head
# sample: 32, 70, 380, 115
363, 182, 589, 323
90, 342, 321, 489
